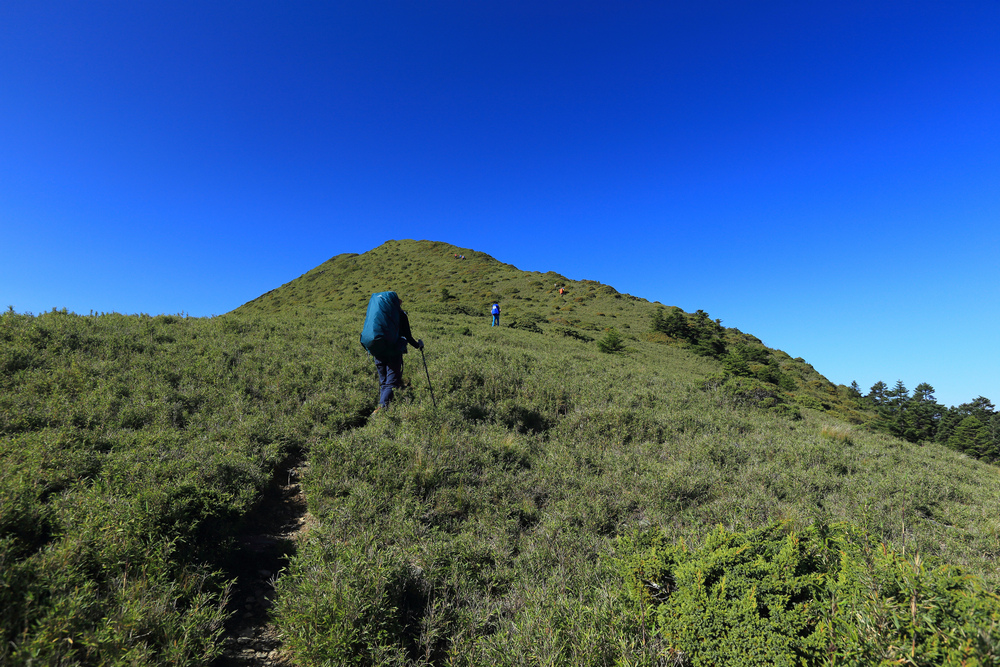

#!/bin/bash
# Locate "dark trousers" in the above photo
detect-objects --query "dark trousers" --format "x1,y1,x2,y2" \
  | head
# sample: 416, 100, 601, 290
374, 356, 403, 407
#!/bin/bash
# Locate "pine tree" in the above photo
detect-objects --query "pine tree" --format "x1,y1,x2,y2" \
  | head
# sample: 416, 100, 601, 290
962, 396, 996, 423
650, 307, 666, 334
908, 383, 942, 443
936, 407, 963, 447
912, 383, 937, 404
882, 380, 909, 438
597, 328, 626, 354
654, 307, 688, 339
948, 416, 990, 458
867, 381, 888, 406
938, 397, 998, 460
886, 380, 909, 414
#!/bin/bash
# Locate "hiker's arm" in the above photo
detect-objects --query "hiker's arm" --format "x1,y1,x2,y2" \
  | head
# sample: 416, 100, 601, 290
399, 312, 423, 349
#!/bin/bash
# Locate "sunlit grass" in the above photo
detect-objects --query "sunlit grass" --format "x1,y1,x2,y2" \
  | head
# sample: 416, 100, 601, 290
5, 241, 1000, 665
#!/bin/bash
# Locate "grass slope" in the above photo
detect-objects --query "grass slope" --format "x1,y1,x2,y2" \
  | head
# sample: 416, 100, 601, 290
271, 312, 1000, 666
236, 239, 863, 421
2, 240, 999, 665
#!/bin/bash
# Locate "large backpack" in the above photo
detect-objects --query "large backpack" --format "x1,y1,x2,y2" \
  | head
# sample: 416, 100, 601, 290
360, 291, 401, 360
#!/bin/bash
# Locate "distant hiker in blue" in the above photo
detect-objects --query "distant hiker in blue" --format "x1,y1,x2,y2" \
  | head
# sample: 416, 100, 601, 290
491, 302, 501, 327
359, 291, 424, 412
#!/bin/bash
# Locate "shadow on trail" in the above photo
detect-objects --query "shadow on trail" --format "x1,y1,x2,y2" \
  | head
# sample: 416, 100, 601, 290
212, 405, 395, 665
213, 453, 309, 667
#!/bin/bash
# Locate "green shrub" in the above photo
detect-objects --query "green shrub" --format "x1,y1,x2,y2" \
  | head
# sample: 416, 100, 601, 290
275, 531, 417, 667
597, 328, 626, 354
557, 327, 594, 343
506, 316, 542, 333
617, 522, 1000, 667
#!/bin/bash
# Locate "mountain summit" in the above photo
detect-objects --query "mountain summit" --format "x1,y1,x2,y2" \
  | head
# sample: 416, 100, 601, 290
236, 238, 858, 420
236, 239, 622, 319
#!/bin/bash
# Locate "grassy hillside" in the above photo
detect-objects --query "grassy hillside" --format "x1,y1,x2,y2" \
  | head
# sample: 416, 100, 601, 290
237, 239, 864, 422
0, 310, 373, 665
3, 240, 1000, 665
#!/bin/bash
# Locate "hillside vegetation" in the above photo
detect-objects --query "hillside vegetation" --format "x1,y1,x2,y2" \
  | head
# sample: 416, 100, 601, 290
3, 239, 1000, 665
853, 380, 1000, 464
239, 240, 868, 421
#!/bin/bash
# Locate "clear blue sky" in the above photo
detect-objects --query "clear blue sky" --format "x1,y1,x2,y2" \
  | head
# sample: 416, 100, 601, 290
2, 1, 998, 408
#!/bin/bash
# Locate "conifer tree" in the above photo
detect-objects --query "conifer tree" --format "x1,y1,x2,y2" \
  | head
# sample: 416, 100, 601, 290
650, 306, 666, 333
653, 307, 688, 339
937, 397, 998, 460
881, 380, 909, 438
949, 416, 991, 459
867, 381, 888, 405
597, 327, 626, 354
886, 380, 909, 415
908, 383, 943, 443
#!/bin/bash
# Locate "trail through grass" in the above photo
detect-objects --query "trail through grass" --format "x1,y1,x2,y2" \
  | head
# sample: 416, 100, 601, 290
4, 241, 1000, 665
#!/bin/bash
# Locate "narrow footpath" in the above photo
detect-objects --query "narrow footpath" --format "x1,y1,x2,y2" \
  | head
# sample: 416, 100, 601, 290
214, 454, 313, 667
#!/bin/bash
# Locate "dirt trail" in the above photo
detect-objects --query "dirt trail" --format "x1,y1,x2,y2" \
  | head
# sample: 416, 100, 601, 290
213, 455, 313, 667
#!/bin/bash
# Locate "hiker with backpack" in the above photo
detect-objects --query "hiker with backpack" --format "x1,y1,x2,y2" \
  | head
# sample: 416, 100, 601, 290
360, 291, 424, 411
491, 302, 501, 327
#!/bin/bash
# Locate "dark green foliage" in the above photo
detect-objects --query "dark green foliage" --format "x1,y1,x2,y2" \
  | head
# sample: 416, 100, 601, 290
907, 383, 943, 443
691, 336, 726, 358
722, 342, 796, 391
597, 327, 626, 353
506, 316, 542, 333
761, 360, 798, 391
868, 381, 889, 405
948, 416, 992, 458
618, 522, 1000, 666
651, 307, 727, 358
651, 306, 688, 339
557, 326, 594, 343
861, 380, 1000, 463
939, 397, 1000, 461
707, 375, 802, 418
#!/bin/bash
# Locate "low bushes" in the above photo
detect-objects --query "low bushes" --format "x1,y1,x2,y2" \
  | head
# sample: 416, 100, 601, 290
617, 522, 1000, 666
6, 301, 1000, 665
0, 308, 371, 665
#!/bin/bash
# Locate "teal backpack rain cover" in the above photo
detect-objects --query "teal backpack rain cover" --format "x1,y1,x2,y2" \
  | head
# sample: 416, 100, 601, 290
360, 291, 401, 360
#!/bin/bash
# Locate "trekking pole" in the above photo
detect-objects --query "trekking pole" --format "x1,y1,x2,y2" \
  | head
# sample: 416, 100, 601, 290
420, 347, 437, 409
